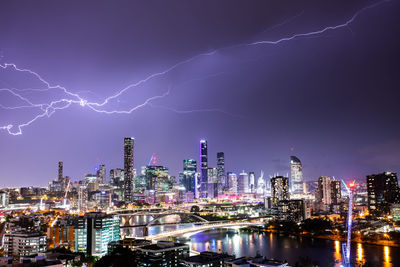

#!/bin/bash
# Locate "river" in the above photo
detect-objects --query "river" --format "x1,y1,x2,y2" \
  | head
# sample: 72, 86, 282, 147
186, 228, 400, 267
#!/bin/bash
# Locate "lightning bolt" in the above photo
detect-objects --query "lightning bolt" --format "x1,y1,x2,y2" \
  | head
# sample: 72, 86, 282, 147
0, 0, 391, 136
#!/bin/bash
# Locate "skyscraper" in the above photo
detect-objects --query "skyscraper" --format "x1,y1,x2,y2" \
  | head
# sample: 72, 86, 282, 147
249, 172, 255, 193
290, 156, 303, 194
97, 164, 106, 184
271, 176, 289, 206
227, 172, 238, 195
217, 152, 225, 194
58, 161, 63, 181
200, 139, 208, 198
207, 167, 218, 198
124, 137, 134, 203
182, 159, 196, 193
237, 171, 249, 194
367, 172, 400, 216
316, 176, 332, 206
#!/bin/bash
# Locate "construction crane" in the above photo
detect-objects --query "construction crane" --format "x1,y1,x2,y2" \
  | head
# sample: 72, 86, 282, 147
341, 179, 356, 266
148, 153, 157, 166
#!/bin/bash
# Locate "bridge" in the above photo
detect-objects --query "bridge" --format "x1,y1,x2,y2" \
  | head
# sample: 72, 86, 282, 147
118, 210, 209, 228
144, 220, 263, 240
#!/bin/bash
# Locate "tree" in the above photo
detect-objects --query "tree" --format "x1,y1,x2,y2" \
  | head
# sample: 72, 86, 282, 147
94, 247, 136, 267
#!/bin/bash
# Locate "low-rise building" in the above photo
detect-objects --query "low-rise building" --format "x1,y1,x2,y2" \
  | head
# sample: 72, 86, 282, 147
136, 241, 189, 267
3, 231, 47, 258
181, 251, 234, 267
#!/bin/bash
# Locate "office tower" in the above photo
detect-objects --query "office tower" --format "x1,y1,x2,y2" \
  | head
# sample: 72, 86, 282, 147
145, 165, 169, 202
124, 137, 134, 203
237, 171, 249, 194
182, 159, 196, 193
227, 172, 238, 195
74, 212, 120, 256
110, 168, 124, 186
249, 172, 255, 193
256, 171, 265, 195
330, 179, 341, 205
271, 176, 289, 206
4, 232, 46, 257
367, 172, 400, 216
136, 241, 189, 267
200, 139, 208, 198
58, 161, 63, 181
217, 152, 225, 193
290, 156, 303, 194
207, 167, 218, 198
97, 164, 106, 184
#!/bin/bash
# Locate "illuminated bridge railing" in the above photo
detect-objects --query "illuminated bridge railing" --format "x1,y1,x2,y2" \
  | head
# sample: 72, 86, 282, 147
144, 221, 263, 240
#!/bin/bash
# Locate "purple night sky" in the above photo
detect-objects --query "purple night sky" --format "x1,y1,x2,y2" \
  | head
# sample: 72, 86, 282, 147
0, 0, 399, 187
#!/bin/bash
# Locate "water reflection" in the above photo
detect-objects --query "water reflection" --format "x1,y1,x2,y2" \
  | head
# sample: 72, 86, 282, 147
384, 246, 390, 266
186, 229, 399, 266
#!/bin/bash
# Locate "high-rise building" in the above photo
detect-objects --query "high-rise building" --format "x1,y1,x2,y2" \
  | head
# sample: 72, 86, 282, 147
227, 172, 238, 195
271, 176, 289, 206
315, 176, 341, 210
110, 168, 124, 187
200, 139, 208, 198
367, 172, 400, 216
145, 165, 169, 202
74, 212, 120, 256
97, 164, 106, 184
237, 171, 249, 194
330, 179, 341, 205
58, 161, 63, 181
124, 137, 134, 203
207, 167, 218, 198
316, 176, 332, 206
182, 159, 196, 193
216, 152, 225, 194
249, 172, 255, 193
290, 156, 303, 194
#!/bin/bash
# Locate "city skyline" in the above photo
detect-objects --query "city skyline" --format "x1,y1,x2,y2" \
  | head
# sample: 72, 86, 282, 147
1, 0, 400, 187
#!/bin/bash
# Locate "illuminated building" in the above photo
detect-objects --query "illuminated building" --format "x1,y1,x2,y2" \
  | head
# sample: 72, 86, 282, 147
271, 176, 289, 206
315, 176, 341, 210
0, 191, 9, 208
124, 137, 135, 203
110, 168, 124, 187
367, 172, 400, 217
227, 172, 238, 195
331, 179, 341, 205
237, 171, 249, 194
217, 152, 225, 194
144, 165, 169, 202
4, 232, 46, 258
97, 164, 106, 184
200, 139, 208, 198
249, 172, 255, 193
182, 159, 197, 193
74, 212, 120, 256
207, 167, 218, 198
290, 156, 303, 194
47, 219, 75, 250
